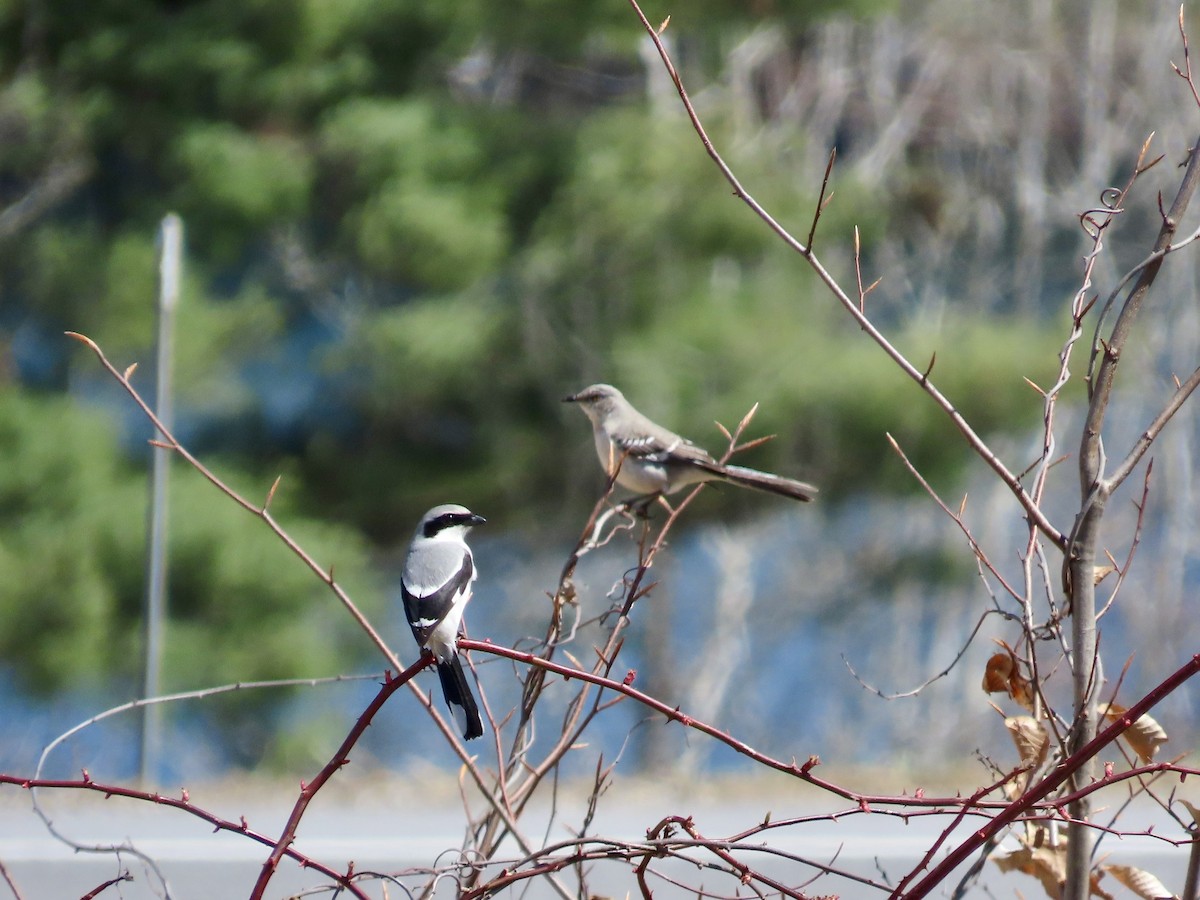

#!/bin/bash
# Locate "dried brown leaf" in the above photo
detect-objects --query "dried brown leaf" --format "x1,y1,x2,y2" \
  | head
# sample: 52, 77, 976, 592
1179, 799, 1200, 825
1102, 864, 1176, 899
1006, 716, 1050, 770
982, 647, 1035, 712
1101, 703, 1169, 763
1093, 564, 1117, 584
994, 844, 1066, 899
982, 652, 1013, 693
1009, 672, 1035, 713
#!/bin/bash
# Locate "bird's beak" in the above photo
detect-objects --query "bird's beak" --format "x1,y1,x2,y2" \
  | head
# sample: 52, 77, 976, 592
562, 392, 580, 403
469, 514, 487, 526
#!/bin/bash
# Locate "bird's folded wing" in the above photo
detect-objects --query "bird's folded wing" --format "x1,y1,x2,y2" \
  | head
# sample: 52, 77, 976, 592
613, 430, 714, 465
402, 554, 474, 646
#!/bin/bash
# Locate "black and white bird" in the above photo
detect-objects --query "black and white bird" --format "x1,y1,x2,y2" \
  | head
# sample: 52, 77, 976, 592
564, 384, 817, 503
401, 504, 486, 741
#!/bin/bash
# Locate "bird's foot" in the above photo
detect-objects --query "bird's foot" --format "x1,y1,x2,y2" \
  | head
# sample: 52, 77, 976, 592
616, 493, 665, 519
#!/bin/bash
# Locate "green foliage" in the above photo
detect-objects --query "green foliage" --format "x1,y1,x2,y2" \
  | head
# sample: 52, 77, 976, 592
16, 224, 106, 323
345, 293, 503, 403
0, 0, 1053, 714
319, 98, 486, 187
517, 107, 801, 360
354, 179, 509, 288
162, 465, 379, 693
0, 388, 380, 755
685, 0, 896, 30
170, 281, 287, 408
0, 73, 87, 171
320, 98, 510, 287
172, 124, 314, 254
0, 390, 143, 687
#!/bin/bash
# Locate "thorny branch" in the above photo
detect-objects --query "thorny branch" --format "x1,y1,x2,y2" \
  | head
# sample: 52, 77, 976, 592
623, 5, 1200, 900
62, 330, 573, 900
30, 7, 1200, 897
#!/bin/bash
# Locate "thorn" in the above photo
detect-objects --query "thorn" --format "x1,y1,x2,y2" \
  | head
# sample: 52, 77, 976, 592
736, 401, 760, 436
864, 277, 882, 296
1023, 376, 1047, 396
149, 439, 173, 450
657, 15, 670, 34
958, 493, 968, 517
733, 434, 775, 454
1134, 132, 1157, 171
264, 475, 282, 510
124, 363, 138, 380
920, 352, 936, 384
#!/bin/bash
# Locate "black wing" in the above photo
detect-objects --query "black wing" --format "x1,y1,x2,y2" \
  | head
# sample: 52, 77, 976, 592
402, 553, 474, 648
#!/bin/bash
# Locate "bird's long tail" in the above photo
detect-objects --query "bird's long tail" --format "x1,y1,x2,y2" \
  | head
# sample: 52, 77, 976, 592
707, 463, 818, 502
437, 654, 484, 740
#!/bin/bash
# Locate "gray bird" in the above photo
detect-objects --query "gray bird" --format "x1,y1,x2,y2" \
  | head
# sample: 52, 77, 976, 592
564, 384, 817, 503
401, 504, 486, 740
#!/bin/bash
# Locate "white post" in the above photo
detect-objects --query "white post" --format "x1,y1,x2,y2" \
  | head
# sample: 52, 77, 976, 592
140, 213, 182, 784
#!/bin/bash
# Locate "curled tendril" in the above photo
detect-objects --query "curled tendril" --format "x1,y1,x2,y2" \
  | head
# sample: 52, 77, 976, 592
1078, 187, 1127, 238
1099, 186, 1125, 210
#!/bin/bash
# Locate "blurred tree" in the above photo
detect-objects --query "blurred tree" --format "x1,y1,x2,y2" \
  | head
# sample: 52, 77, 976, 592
0, 387, 380, 764
0, 0, 1083, 715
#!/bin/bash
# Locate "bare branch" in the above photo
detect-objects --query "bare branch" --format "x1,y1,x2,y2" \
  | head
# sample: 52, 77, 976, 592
622, 0, 1066, 550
